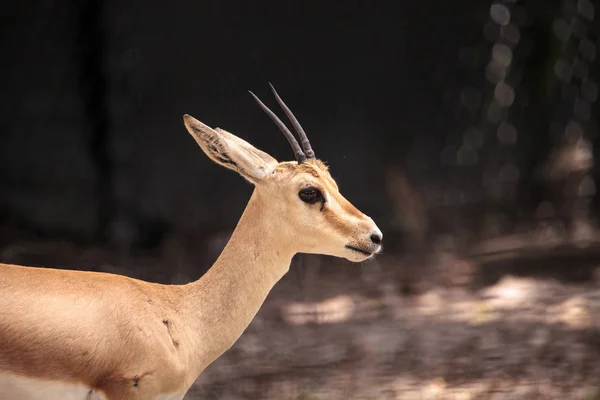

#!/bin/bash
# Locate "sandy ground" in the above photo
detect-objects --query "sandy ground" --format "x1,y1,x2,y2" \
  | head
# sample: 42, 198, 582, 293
188, 253, 600, 400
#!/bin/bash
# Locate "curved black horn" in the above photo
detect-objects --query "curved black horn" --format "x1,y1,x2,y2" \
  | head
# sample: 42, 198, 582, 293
248, 91, 307, 163
269, 83, 315, 159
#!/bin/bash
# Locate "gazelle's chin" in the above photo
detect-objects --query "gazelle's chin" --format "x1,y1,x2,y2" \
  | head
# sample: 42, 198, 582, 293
344, 246, 376, 262
297, 241, 382, 261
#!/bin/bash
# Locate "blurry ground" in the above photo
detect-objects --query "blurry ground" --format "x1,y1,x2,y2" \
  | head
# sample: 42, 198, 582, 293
2, 227, 600, 399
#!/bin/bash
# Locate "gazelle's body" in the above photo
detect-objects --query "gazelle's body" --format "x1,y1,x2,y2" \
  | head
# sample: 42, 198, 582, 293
0, 190, 292, 400
0, 86, 382, 399
0, 264, 191, 400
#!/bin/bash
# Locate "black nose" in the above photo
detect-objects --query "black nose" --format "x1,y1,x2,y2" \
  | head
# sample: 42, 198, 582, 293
370, 233, 382, 245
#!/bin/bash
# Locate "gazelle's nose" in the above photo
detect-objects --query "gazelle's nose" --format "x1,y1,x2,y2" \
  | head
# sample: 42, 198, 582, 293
370, 232, 383, 245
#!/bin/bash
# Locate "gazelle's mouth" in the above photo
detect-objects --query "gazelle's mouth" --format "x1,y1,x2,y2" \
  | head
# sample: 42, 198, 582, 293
345, 245, 374, 256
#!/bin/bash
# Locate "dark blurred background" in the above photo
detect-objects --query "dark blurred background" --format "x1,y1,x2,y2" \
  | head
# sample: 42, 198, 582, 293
1, 0, 600, 398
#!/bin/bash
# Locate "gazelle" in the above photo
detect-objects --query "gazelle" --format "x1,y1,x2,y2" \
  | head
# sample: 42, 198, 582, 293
0, 84, 382, 400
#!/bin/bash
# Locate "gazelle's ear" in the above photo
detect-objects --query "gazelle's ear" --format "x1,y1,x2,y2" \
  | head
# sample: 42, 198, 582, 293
183, 114, 278, 183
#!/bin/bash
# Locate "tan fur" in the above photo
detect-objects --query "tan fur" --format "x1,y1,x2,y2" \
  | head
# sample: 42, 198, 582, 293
0, 115, 381, 399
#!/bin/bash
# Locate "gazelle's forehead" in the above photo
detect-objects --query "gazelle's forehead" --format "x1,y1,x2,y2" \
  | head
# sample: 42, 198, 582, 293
275, 160, 337, 187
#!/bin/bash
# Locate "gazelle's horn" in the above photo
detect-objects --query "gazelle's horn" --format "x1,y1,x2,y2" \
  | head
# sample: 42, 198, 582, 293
268, 83, 315, 159
249, 90, 307, 163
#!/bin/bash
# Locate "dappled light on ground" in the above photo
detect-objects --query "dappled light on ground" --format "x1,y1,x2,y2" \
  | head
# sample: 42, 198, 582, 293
282, 295, 355, 325
481, 275, 536, 309
282, 294, 388, 326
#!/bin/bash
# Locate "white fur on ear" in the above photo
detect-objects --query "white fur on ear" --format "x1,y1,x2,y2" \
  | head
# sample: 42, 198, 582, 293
183, 114, 278, 183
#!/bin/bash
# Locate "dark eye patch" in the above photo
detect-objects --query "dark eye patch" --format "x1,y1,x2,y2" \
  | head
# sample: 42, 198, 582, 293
298, 187, 324, 205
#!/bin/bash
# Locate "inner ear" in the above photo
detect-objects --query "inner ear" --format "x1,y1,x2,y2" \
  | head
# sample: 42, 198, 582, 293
203, 135, 239, 170
215, 128, 277, 167
187, 121, 241, 170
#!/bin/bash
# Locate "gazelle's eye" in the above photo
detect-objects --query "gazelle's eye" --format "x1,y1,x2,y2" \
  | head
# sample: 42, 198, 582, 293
298, 187, 323, 204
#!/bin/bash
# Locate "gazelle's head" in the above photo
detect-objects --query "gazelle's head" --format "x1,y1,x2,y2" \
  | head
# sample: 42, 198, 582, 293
183, 84, 382, 262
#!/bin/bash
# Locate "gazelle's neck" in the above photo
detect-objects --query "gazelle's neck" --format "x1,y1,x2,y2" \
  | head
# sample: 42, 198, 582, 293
181, 189, 293, 374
